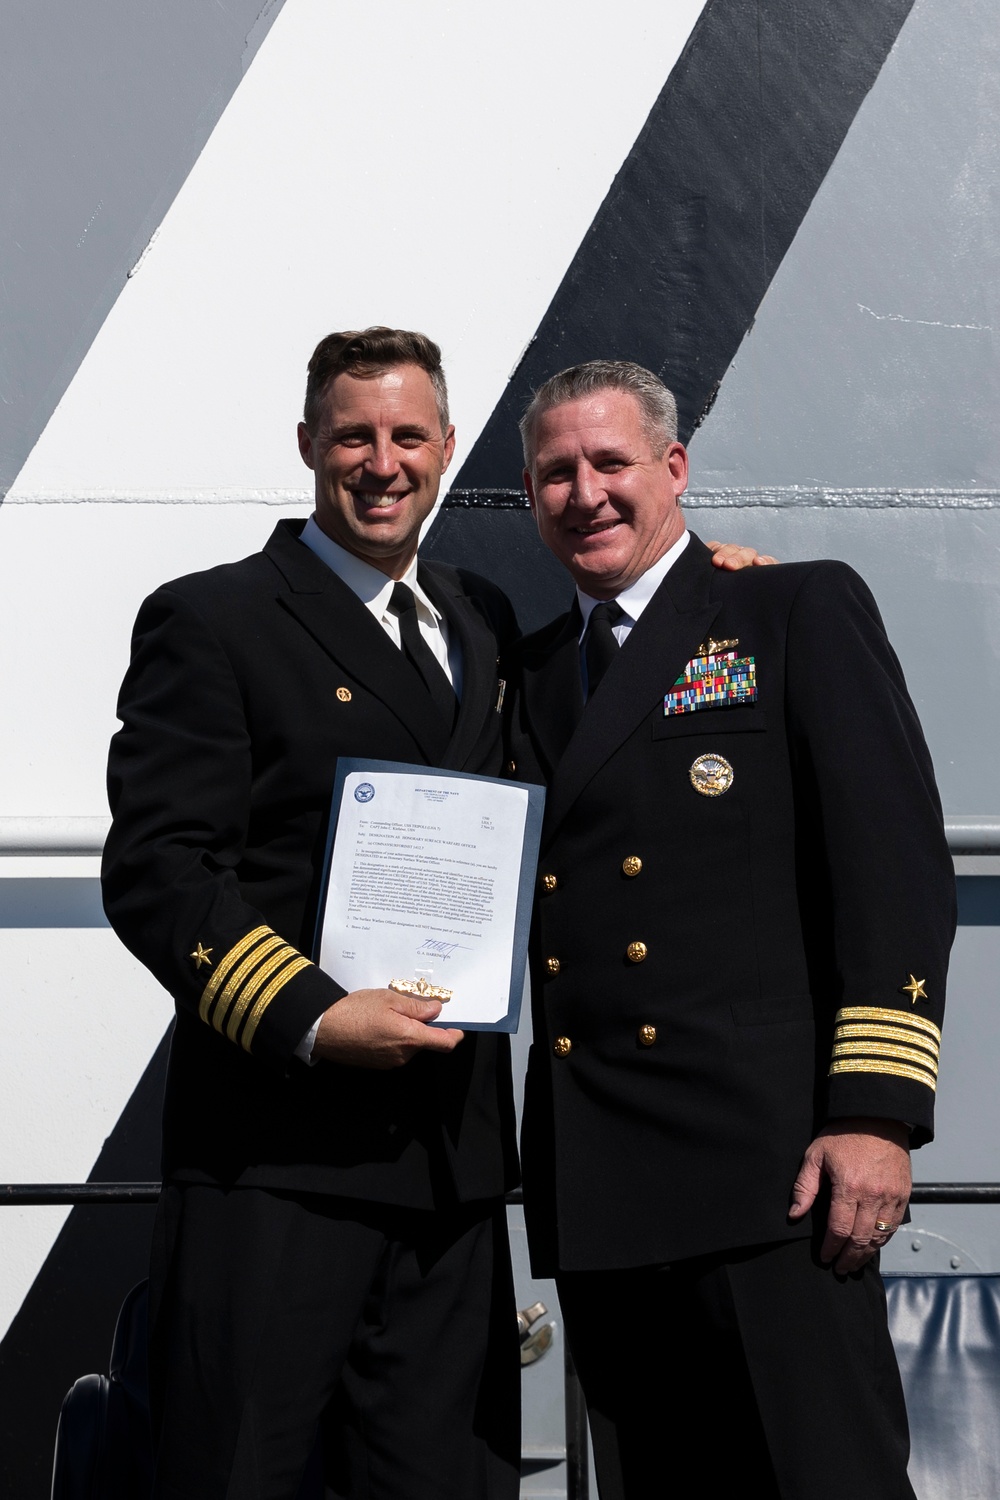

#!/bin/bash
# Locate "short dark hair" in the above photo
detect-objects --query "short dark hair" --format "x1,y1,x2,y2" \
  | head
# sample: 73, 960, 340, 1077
303, 327, 449, 434
520, 359, 678, 466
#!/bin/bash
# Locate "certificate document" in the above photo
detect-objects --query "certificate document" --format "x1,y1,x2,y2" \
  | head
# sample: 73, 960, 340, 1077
314, 759, 545, 1031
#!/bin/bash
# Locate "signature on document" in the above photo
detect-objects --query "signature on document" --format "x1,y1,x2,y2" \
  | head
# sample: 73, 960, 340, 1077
417, 939, 470, 960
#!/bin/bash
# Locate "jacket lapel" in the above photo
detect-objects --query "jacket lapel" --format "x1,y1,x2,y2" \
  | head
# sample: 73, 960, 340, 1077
264, 520, 449, 762
518, 604, 584, 780
541, 535, 722, 844
419, 563, 498, 772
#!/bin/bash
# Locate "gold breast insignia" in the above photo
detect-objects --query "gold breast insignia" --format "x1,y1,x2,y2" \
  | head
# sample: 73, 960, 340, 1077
689, 753, 735, 797
389, 977, 453, 1003
695, 637, 739, 657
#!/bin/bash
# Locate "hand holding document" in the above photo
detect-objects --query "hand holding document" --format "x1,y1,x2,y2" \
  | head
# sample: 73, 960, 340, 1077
315, 760, 545, 1031
312, 981, 465, 1069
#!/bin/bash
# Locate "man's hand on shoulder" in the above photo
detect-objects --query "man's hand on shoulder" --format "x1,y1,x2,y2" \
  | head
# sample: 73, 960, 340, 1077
788, 1117, 911, 1274
311, 987, 465, 1069
707, 539, 778, 569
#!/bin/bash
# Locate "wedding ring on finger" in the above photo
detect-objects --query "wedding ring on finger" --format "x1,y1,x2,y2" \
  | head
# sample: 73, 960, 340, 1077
874, 1220, 898, 1235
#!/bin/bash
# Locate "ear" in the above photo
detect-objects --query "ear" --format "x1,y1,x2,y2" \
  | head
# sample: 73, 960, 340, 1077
297, 421, 315, 471
523, 467, 537, 517
666, 441, 689, 499
441, 424, 457, 473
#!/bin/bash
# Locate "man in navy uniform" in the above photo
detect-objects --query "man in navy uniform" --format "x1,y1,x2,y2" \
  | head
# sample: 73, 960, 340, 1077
511, 360, 955, 1499
102, 328, 526, 1500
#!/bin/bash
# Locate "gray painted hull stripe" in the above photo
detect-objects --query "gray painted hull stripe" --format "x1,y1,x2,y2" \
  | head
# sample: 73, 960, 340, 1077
439, 488, 1000, 511
12, 487, 993, 509
0, 1, 289, 497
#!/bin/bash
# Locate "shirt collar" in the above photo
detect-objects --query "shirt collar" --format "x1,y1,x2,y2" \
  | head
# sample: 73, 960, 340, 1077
300, 515, 442, 624
576, 528, 690, 638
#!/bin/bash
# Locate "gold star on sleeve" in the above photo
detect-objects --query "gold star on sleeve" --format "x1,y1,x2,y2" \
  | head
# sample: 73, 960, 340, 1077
902, 973, 928, 1005
189, 943, 213, 970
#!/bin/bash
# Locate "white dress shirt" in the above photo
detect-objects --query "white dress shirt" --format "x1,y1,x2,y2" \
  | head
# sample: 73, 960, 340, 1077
300, 515, 462, 698
576, 529, 690, 694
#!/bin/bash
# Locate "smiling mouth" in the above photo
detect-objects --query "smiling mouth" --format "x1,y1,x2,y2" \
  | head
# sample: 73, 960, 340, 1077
571, 519, 621, 536
351, 489, 408, 510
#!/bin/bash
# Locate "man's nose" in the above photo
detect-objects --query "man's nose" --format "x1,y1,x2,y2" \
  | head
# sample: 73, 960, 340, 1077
572, 464, 605, 507
366, 436, 399, 478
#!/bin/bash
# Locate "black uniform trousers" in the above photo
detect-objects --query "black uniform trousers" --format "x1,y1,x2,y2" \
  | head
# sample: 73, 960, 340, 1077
557, 1237, 914, 1500
149, 1185, 520, 1500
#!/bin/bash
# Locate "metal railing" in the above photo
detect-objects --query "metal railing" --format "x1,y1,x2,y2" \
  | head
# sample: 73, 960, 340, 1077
2, 1183, 161, 1204
910, 1184, 1000, 1203
5, 1181, 1000, 1205
0, 817, 111, 855
1, 816, 998, 856
946, 818, 1000, 854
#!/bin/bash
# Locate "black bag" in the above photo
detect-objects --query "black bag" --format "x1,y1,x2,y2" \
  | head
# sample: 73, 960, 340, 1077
51, 1281, 153, 1500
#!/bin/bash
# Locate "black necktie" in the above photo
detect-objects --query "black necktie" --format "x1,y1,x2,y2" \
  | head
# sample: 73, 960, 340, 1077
584, 601, 625, 698
390, 582, 458, 729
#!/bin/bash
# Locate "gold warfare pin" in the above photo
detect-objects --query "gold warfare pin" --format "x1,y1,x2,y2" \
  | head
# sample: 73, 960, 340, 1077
389, 977, 453, 1002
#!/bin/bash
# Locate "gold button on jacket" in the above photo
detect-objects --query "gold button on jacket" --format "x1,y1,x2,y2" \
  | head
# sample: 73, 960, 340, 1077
541, 873, 558, 892
622, 855, 642, 877
638, 1024, 657, 1047
553, 1036, 572, 1057
545, 956, 561, 975
626, 941, 648, 963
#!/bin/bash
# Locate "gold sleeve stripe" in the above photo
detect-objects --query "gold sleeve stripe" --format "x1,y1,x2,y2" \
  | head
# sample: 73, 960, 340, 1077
829, 1057, 937, 1091
199, 925, 272, 1022
241, 955, 314, 1052
224, 944, 300, 1041
209, 935, 286, 1032
836, 1006, 941, 1044
832, 1039, 939, 1076
834, 1022, 939, 1060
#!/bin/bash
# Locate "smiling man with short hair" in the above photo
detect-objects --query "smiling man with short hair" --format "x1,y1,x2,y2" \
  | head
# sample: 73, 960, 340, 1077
104, 328, 522, 1500
512, 359, 956, 1500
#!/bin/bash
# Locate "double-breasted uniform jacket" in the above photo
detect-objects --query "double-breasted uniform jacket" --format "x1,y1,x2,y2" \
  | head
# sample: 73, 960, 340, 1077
510, 535, 956, 1275
102, 518, 519, 1208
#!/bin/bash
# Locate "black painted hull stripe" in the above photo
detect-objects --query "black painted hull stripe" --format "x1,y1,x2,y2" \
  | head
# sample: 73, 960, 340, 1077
445, 0, 917, 491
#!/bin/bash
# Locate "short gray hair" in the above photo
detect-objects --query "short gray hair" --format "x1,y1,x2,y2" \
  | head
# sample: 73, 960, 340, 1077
519, 360, 678, 467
